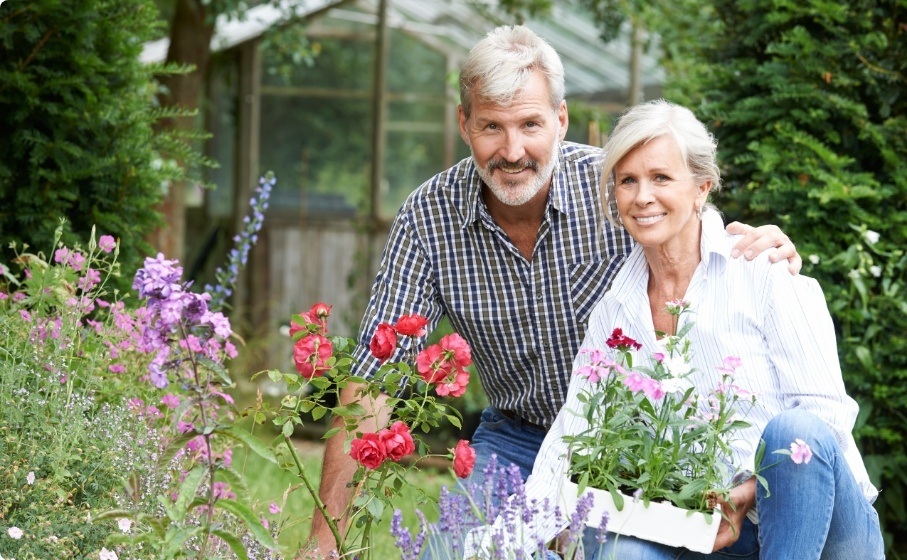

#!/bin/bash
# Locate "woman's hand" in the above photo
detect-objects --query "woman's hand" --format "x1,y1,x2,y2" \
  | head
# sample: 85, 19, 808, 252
713, 477, 757, 552
727, 222, 802, 275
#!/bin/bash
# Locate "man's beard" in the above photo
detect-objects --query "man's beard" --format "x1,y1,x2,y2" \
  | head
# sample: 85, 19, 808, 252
476, 141, 560, 207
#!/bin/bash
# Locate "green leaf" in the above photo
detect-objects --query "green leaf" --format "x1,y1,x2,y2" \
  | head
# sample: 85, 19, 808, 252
217, 499, 278, 549
366, 496, 385, 519
212, 528, 251, 560
221, 426, 278, 464
282, 421, 295, 437
173, 466, 207, 522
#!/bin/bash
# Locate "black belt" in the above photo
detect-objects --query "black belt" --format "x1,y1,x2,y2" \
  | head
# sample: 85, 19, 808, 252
498, 409, 546, 430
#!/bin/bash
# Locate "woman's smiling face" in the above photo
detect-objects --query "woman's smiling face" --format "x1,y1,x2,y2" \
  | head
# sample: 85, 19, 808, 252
614, 134, 711, 252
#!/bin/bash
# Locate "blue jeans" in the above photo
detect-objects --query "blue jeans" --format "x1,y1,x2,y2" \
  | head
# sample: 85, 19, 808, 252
468, 406, 549, 484
586, 409, 884, 560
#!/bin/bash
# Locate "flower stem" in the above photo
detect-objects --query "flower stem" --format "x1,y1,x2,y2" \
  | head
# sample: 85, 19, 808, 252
283, 436, 347, 557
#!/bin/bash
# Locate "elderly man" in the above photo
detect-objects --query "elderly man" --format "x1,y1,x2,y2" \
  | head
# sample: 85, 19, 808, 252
308, 25, 799, 556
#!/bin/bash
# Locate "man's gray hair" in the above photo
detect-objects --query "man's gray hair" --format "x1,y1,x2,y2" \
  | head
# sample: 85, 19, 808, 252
601, 99, 722, 225
459, 25, 565, 118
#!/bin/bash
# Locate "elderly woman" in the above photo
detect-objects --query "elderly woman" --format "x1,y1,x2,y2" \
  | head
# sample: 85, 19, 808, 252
469, 100, 883, 559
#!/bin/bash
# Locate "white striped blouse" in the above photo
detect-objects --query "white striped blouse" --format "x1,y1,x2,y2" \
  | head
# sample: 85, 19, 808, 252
493, 209, 878, 558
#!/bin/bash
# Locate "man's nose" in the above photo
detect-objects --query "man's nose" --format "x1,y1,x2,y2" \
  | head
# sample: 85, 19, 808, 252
498, 130, 527, 162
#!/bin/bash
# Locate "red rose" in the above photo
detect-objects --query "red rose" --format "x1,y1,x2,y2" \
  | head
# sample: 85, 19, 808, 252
606, 328, 642, 351
394, 314, 429, 337
369, 323, 397, 362
293, 334, 333, 379
453, 439, 476, 478
380, 421, 415, 461
435, 369, 471, 398
350, 432, 386, 469
416, 344, 454, 384
290, 302, 332, 337
439, 333, 472, 368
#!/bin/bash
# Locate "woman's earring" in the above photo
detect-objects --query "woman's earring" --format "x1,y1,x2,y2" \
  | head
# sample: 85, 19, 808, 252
696, 204, 705, 220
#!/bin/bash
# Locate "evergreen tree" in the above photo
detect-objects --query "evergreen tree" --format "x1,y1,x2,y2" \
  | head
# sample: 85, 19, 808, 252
679, 0, 907, 549
0, 0, 176, 285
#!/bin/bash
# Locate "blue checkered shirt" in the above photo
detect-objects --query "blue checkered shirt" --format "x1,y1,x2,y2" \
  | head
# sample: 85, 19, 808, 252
352, 141, 634, 427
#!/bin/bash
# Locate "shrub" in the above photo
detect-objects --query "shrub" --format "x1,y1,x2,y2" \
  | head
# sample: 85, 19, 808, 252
0, 0, 187, 290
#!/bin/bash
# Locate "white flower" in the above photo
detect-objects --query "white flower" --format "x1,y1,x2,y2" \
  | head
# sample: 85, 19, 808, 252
870, 265, 882, 278
864, 230, 880, 245
6, 526, 23, 539
661, 376, 693, 394
117, 518, 132, 534
808, 254, 820, 265
848, 269, 861, 279
47, 535, 58, 543
99, 547, 118, 560
26, 472, 35, 485
662, 355, 692, 378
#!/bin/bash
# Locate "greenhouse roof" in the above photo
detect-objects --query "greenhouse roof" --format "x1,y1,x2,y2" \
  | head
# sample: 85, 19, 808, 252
142, 0, 663, 97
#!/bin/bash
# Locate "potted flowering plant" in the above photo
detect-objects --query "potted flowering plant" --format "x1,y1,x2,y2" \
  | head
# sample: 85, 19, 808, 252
260, 305, 477, 559
561, 300, 756, 553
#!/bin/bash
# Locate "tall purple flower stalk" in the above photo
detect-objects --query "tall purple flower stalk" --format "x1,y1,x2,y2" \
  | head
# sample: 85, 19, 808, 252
205, 173, 275, 312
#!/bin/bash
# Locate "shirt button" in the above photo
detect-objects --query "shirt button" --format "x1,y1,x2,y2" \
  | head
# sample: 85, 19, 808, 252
536, 293, 543, 300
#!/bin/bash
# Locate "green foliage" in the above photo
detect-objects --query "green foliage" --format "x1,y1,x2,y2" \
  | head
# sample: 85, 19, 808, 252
0, 0, 176, 290
0, 229, 159, 559
669, 0, 907, 549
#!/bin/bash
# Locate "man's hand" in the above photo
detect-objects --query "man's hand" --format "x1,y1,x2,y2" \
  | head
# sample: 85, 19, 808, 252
726, 222, 802, 275
305, 383, 392, 558
712, 477, 756, 552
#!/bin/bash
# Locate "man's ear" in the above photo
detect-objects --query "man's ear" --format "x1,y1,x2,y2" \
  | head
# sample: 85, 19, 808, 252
557, 101, 568, 141
458, 105, 470, 146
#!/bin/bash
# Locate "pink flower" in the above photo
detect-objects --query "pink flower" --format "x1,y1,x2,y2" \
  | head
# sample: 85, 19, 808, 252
161, 394, 181, 409
717, 355, 743, 374
108, 364, 125, 373
380, 421, 415, 461
453, 439, 476, 478
416, 334, 472, 396
790, 438, 812, 464
434, 369, 471, 397
269, 502, 282, 515
394, 313, 429, 337
439, 333, 472, 368
293, 334, 333, 379
98, 235, 116, 253
416, 344, 452, 384
369, 323, 397, 363
641, 377, 665, 400
622, 371, 647, 393
350, 432, 386, 469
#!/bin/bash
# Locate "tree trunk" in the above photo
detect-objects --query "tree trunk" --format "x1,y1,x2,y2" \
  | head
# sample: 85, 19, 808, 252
148, 0, 215, 262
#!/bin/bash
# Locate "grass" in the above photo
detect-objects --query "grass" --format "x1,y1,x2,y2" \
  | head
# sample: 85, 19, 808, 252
232, 432, 456, 558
